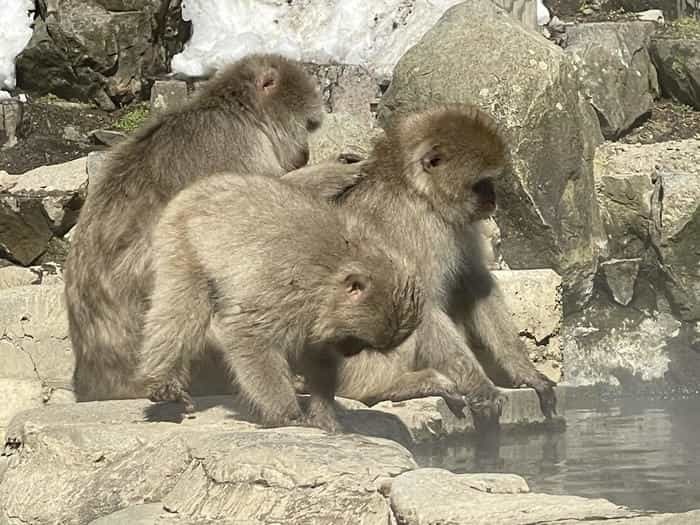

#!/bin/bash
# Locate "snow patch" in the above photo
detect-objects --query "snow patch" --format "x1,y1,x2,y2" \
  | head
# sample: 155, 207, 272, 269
172, 0, 465, 78
0, 0, 34, 90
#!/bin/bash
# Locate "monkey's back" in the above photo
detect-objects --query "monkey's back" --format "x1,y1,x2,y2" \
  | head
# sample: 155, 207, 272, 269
156, 173, 352, 311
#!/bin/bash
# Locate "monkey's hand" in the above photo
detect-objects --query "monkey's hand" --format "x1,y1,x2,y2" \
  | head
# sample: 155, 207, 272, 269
467, 386, 506, 431
521, 373, 557, 419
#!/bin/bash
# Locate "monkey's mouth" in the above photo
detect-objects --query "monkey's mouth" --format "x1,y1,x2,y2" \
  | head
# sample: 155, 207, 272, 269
473, 178, 496, 213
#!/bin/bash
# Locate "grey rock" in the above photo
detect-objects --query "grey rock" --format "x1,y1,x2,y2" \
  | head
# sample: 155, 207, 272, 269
0, 398, 414, 525
149, 80, 190, 115
389, 468, 700, 525
650, 140, 700, 321
306, 63, 381, 117
566, 139, 700, 386
651, 37, 700, 109
496, 269, 563, 381
309, 112, 381, 164
601, 258, 642, 306
0, 157, 87, 264
378, 0, 605, 307
15, 1, 187, 108
0, 99, 24, 149
0, 284, 73, 437
0, 379, 42, 439
89, 129, 126, 146
88, 504, 167, 525
0, 265, 40, 289
566, 22, 659, 140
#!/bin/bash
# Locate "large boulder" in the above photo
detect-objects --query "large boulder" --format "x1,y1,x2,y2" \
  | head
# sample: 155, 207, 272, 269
650, 20, 700, 110
15, 0, 190, 109
0, 398, 415, 524
564, 139, 700, 387
378, 0, 605, 306
389, 468, 700, 524
566, 22, 659, 139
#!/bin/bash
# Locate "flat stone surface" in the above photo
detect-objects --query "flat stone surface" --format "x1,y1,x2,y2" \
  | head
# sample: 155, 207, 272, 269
496, 269, 563, 380
309, 111, 381, 164
1, 397, 414, 525
0, 379, 42, 440
390, 468, 700, 525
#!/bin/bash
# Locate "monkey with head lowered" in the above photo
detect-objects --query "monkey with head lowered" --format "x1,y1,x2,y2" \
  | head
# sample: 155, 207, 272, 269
135, 174, 448, 431
294, 104, 557, 424
64, 53, 362, 402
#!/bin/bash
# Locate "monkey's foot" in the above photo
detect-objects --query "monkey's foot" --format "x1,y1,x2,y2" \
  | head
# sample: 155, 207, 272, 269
302, 412, 341, 433
148, 381, 196, 414
524, 373, 557, 418
467, 387, 506, 431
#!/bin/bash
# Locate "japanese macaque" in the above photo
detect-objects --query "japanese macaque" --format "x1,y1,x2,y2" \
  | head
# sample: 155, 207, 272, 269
136, 174, 445, 431
297, 104, 557, 425
64, 53, 361, 401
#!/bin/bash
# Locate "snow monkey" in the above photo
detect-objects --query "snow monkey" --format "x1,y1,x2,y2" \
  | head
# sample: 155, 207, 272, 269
64, 53, 361, 401
135, 174, 461, 431
297, 104, 558, 426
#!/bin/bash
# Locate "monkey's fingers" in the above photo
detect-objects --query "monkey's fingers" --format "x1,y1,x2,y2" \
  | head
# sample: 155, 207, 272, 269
443, 394, 468, 419
181, 391, 196, 415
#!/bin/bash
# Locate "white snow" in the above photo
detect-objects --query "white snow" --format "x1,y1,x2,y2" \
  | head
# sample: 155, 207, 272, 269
0, 0, 33, 90
536, 0, 550, 26
171, 0, 465, 79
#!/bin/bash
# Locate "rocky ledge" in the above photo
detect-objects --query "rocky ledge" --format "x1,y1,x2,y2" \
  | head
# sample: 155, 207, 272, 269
0, 394, 697, 525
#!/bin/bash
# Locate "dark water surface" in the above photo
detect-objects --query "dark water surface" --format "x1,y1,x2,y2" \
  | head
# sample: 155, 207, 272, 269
412, 395, 700, 513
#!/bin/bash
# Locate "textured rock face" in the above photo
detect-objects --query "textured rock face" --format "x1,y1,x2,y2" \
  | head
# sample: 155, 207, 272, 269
651, 36, 700, 110
15, 0, 189, 109
389, 468, 700, 525
0, 398, 415, 525
0, 157, 87, 265
565, 139, 700, 387
379, 0, 604, 306
566, 22, 659, 139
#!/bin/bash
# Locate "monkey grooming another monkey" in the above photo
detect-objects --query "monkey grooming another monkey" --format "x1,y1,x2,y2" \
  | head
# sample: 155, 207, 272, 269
64, 53, 362, 402
296, 104, 557, 424
136, 174, 437, 431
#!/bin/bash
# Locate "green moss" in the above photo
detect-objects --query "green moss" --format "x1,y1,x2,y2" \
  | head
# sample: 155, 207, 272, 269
113, 104, 150, 132
661, 17, 700, 39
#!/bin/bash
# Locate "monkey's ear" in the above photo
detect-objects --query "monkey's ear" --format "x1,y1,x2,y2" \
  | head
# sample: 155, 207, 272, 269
344, 273, 370, 301
420, 147, 444, 173
256, 68, 279, 95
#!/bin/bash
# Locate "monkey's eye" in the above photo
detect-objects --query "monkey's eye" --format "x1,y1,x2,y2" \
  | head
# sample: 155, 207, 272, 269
306, 118, 321, 132
421, 149, 444, 172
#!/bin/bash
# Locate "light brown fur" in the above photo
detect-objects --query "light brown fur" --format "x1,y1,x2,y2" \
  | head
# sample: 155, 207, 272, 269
64, 53, 360, 402
136, 174, 428, 431
297, 104, 557, 425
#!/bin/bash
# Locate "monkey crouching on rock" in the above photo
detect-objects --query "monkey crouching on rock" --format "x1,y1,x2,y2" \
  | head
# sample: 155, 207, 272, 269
136, 174, 466, 432
294, 104, 557, 426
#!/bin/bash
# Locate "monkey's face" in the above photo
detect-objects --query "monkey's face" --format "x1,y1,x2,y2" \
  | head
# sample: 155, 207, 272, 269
253, 55, 323, 171
393, 104, 508, 225
313, 260, 423, 354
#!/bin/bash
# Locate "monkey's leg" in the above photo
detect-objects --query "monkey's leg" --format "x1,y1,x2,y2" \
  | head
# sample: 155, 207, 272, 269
363, 369, 467, 418
281, 159, 367, 200
218, 330, 303, 427
467, 285, 557, 418
301, 350, 341, 433
418, 307, 506, 426
139, 266, 211, 413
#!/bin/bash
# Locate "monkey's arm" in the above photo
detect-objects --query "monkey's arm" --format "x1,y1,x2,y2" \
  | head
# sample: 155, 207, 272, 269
464, 277, 557, 418
281, 159, 367, 200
